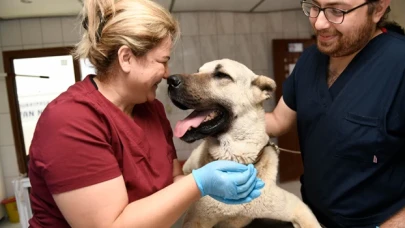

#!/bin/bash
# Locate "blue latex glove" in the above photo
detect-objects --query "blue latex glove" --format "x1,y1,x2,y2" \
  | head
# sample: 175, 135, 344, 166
192, 160, 265, 204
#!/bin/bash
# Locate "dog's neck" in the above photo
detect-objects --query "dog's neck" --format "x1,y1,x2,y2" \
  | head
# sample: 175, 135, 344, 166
206, 107, 269, 164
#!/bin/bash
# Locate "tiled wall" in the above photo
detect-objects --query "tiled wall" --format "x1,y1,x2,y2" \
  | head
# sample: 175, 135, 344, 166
0, 10, 313, 197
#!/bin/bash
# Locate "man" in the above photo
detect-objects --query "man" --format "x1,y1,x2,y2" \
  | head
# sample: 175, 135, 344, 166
266, 0, 405, 227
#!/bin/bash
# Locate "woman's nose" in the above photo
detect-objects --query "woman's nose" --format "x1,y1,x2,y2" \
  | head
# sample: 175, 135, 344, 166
167, 75, 182, 88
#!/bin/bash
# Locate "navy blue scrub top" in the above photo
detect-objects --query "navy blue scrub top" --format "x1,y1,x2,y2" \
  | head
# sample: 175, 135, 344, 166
283, 31, 405, 228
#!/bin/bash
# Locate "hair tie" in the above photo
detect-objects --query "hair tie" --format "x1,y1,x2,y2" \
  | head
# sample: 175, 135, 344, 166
82, 16, 89, 30
81, 11, 105, 43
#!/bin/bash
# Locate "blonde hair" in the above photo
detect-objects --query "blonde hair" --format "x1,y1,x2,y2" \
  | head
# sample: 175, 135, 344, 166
74, 0, 180, 77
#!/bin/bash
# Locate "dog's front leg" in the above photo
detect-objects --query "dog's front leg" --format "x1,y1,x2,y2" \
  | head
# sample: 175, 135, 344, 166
255, 185, 321, 228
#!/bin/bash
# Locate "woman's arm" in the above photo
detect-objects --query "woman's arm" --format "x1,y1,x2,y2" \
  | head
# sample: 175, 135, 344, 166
173, 159, 186, 182
53, 174, 200, 228
53, 159, 262, 228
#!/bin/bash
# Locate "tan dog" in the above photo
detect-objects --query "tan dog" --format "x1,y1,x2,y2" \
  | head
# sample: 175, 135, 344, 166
167, 59, 320, 228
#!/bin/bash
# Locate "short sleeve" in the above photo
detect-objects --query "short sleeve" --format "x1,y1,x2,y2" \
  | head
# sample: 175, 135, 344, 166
154, 100, 177, 160
387, 70, 405, 135
29, 99, 121, 194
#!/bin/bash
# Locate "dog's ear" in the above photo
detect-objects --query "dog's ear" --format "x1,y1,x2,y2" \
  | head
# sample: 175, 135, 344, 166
252, 75, 276, 101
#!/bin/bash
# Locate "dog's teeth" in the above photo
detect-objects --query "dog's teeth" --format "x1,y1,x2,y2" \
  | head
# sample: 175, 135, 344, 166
203, 110, 219, 122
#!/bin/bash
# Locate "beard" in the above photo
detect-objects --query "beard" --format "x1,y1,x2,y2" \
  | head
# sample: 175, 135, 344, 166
315, 16, 375, 57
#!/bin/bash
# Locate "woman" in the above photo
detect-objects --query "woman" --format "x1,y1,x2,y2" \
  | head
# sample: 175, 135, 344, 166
27, 0, 264, 227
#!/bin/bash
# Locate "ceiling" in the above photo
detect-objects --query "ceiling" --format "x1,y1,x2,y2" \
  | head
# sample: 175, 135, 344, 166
0, 0, 302, 19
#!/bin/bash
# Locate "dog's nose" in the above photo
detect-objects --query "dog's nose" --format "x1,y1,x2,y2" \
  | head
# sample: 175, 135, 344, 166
167, 75, 182, 88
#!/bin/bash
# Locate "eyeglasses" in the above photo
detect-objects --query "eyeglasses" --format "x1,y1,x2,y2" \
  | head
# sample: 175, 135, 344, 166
300, 1, 370, 24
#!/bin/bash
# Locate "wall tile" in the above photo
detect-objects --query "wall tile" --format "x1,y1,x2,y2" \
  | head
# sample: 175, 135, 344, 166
169, 38, 184, 75
0, 113, 14, 146
20, 18, 42, 45
234, 13, 251, 34
172, 137, 189, 153
41, 17, 63, 44
267, 32, 284, 81
0, 146, 19, 177
198, 12, 217, 35
176, 150, 189, 161
282, 11, 298, 34
298, 31, 313, 39
61, 16, 82, 45
179, 13, 199, 36
1, 46, 23, 51
251, 14, 267, 34
0, 79, 9, 114
4, 176, 18, 197
0, 23, 2, 47
250, 34, 269, 70
187, 140, 201, 152
43, 43, 64, 48
155, 83, 169, 105
199, 35, 218, 63
253, 69, 270, 77
234, 34, 252, 69
0, 20, 22, 47
283, 32, 299, 39
267, 12, 283, 33
0, 48, 4, 72
23, 44, 43, 50
216, 12, 234, 35
181, 36, 201, 73
296, 11, 312, 33
217, 35, 235, 60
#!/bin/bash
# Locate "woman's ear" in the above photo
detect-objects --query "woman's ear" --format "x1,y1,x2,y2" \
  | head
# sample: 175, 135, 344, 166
117, 45, 133, 73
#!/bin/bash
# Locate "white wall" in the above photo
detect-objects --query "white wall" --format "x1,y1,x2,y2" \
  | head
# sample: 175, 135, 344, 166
0, 10, 312, 198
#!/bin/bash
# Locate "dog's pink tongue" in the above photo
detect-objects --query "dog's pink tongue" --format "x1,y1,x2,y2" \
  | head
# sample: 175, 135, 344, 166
174, 110, 212, 138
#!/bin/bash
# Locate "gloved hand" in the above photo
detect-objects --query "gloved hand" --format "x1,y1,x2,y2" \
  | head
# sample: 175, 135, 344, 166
192, 160, 265, 204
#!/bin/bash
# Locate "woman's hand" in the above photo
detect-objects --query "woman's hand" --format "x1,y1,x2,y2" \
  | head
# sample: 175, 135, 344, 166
191, 160, 265, 204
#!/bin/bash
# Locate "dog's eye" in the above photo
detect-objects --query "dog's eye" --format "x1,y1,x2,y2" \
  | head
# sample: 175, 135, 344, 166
214, 72, 232, 80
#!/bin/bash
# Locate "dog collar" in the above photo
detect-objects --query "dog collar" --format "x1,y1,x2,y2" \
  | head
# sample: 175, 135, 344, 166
253, 140, 279, 164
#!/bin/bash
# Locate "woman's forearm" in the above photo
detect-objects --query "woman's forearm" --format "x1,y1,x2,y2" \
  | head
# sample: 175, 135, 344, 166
112, 174, 200, 228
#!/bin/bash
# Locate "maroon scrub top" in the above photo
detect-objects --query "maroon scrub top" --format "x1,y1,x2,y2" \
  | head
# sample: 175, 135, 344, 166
28, 75, 177, 228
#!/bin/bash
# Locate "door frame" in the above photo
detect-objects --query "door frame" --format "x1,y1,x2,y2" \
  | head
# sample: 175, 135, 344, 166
2, 47, 82, 174
272, 38, 315, 182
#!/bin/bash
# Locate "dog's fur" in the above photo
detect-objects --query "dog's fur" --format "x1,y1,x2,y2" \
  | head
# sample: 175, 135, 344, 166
168, 59, 321, 228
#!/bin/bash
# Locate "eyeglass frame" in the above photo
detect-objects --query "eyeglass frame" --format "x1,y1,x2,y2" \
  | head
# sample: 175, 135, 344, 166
300, 1, 370, 24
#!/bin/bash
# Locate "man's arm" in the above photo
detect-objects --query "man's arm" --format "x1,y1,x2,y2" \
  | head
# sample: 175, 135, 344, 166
379, 207, 405, 228
265, 96, 297, 137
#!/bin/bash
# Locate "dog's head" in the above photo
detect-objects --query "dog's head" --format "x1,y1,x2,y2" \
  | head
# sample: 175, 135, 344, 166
167, 59, 276, 143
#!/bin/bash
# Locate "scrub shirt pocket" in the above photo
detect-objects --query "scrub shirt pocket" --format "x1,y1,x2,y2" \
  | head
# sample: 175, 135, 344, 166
334, 112, 381, 163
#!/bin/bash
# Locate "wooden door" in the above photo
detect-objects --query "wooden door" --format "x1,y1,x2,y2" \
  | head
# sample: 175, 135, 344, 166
272, 38, 315, 183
